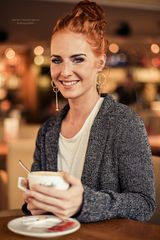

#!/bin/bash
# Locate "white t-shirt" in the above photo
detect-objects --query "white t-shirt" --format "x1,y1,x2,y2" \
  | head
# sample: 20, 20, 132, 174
58, 98, 104, 179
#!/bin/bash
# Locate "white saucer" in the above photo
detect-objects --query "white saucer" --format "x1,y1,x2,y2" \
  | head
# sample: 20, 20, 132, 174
7, 215, 80, 238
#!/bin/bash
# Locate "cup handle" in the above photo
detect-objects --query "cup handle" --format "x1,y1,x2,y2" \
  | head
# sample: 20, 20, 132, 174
18, 177, 28, 192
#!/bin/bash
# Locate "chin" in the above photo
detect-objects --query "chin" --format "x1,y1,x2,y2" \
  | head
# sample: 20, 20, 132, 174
60, 91, 82, 100
63, 95, 78, 100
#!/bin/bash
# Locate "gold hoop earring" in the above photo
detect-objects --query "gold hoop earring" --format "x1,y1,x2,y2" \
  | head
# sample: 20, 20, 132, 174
96, 72, 106, 94
51, 80, 59, 111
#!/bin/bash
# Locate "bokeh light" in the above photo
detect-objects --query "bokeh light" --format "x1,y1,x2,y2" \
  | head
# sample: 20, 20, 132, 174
109, 43, 119, 53
34, 55, 44, 65
34, 45, 44, 55
5, 48, 16, 59
150, 43, 160, 54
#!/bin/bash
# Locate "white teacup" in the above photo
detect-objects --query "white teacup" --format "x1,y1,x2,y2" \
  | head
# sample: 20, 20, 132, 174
18, 171, 69, 191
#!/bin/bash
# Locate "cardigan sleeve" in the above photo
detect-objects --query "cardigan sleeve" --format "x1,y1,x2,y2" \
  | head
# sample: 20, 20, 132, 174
74, 111, 156, 223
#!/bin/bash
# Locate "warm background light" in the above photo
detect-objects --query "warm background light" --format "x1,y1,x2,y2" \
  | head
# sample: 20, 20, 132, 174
5, 48, 16, 59
150, 43, 160, 54
34, 55, 44, 65
34, 45, 44, 56
109, 43, 119, 53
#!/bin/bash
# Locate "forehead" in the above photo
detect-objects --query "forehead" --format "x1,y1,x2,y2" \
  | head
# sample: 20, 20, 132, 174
51, 31, 95, 57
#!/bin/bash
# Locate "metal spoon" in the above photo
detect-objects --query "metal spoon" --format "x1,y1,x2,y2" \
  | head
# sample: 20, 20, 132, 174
19, 160, 30, 174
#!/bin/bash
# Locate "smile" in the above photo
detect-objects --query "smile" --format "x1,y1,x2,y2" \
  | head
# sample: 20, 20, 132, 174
60, 81, 79, 86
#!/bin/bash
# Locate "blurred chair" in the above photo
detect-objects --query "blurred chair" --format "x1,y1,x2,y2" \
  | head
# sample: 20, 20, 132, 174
149, 156, 160, 224
7, 138, 35, 209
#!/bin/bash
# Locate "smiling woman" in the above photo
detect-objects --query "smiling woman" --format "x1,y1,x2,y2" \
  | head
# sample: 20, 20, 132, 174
22, 0, 155, 223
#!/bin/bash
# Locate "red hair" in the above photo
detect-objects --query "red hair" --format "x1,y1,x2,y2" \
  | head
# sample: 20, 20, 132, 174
52, 0, 108, 56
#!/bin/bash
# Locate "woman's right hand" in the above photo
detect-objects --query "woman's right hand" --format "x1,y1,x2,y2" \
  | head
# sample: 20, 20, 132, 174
22, 179, 46, 215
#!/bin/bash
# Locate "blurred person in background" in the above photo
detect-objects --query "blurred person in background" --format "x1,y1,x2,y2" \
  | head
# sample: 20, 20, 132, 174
22, 0, 155, 223
115, 70, 138, 107
141, 83, 158, 109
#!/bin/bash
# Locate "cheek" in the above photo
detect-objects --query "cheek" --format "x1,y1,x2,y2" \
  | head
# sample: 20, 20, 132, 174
83, 66, 97, 82
76, 64, 96, 78
50, 65, 59, 79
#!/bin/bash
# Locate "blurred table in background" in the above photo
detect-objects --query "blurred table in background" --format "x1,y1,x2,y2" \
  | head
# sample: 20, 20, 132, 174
149, 135, 160, 156
0, 123, 40, 169
0, 123, 40, 210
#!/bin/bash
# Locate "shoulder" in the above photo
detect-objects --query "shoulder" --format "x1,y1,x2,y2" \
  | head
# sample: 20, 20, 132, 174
103, 94, 141, 120
102, 95, 144, 130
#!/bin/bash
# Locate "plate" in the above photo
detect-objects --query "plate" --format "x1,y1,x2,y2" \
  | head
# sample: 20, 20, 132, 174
7, 215, 80, 238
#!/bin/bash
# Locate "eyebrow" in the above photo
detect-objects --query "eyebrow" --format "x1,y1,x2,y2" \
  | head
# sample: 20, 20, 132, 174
51, 54, 87, 58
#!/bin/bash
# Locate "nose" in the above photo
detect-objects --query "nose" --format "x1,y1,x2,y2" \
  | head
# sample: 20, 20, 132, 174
60, 62, 72, 78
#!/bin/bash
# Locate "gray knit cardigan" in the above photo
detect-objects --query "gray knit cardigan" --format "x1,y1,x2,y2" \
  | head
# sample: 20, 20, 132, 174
31, 94, 155, 223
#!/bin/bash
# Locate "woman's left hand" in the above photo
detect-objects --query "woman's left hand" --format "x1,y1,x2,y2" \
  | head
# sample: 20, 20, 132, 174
23, 173, 84, 220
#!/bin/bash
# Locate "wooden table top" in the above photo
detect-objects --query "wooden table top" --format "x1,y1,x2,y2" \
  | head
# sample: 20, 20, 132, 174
0, 210, 160, 240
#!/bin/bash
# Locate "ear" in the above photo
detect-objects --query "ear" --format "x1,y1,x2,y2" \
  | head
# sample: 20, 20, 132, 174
97, 54, 106, 72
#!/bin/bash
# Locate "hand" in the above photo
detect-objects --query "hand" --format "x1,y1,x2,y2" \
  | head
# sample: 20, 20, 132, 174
23, 172, 84, 219
22, 178, 46, 215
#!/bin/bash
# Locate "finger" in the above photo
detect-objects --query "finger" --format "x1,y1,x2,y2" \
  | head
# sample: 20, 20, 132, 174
25, 189, 65, 208
64, 175, 83, 197
53, 206, 76, 219
28, 198, 59, 214
23, 192, 30, 203
63, 172, 81, 186
27, 200, 38, 210
54, 213, 69, 221
27, 200, 46, 215
30, 209, 46, 216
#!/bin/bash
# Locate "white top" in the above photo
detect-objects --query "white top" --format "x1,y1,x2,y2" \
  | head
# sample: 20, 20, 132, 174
58, 98, 104, 179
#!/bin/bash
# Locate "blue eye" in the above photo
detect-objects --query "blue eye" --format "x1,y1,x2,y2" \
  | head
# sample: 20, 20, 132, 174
72, 57, 85, 63
51, 58, 62, 64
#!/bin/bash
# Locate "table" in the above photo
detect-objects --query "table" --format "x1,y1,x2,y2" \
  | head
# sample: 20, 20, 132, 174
0, 210, 160, 240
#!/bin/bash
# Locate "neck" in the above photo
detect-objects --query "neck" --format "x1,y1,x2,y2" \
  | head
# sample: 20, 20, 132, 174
67, 92, 100, 122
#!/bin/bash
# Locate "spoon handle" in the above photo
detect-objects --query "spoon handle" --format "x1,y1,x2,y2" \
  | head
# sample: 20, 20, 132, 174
19, 160, 30, 174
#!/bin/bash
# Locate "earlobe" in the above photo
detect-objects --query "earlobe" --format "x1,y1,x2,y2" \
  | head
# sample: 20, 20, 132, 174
97, 54, 106, 71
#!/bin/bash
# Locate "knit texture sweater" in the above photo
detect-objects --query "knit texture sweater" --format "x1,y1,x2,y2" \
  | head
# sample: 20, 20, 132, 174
31, 94, 155, 223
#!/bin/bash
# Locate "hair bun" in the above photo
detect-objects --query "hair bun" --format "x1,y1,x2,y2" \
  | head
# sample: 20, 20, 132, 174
72, 0, 105, 24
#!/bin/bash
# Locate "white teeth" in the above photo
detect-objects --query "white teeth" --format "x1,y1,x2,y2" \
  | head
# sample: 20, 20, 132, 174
61, 81, 79, 86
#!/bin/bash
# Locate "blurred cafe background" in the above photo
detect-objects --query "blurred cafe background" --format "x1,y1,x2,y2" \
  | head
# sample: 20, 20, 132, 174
0, 0, 160, 211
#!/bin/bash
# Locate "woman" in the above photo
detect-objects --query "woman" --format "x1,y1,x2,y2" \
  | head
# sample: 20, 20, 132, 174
23, 0, 155, 223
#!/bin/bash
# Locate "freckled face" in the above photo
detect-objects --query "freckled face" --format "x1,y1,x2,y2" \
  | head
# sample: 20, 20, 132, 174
50, 31, 103, 100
